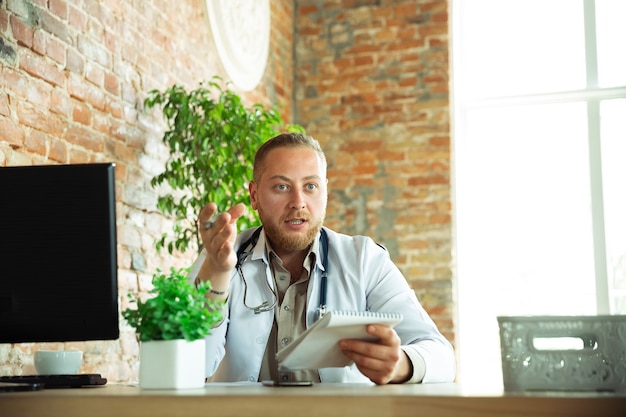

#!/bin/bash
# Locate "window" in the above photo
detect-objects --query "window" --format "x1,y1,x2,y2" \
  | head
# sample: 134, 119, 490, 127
452, 0, 626, 386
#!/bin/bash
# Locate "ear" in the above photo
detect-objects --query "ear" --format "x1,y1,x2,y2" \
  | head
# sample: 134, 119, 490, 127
249, 181, 259, 209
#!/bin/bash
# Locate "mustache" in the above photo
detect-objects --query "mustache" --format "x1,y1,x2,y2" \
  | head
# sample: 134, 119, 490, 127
284, 212, 310, 222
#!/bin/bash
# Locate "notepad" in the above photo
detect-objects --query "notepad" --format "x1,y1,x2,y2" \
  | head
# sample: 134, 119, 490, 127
276, 310, 403, 370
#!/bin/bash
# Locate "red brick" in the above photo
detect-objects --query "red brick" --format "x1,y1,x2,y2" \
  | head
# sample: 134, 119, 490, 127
67, 73, 105, 110
17, 101, 65, 137
432, 11, 448, 23
418, 22, 447, 38
68, 147, 90, 164
39, 8, 71, 43
49, 0, 69, 20
10, 16, 34, 48
298, 4, 318, 15
352, 164, 377, 176
354, 177, 376, 187
354, 55, 374, 66
50, 87, 71, 116
1, 68, 24, 97
92, 112, 111, 135
105, 136, 136, 162
0, 92, 9, 117
429, 213, 451, 225
24, 129, 47, 155
85, 61, 104, 86
48, 137, 68, 163
68, 5, 87, 32
104, 72, 120, 96
397, 27, 418, 39
77, 35, 111, 68
105, 98, 123, 120
395, 3, 418, 16
354, 151, 377, 164
399, 76, 419, 87
0, 10, 8, 33
32, 30, 46, 55
46, 35, 67, 65
430, 160, 449, 173
121, 42, 138, 65
0, 116, 25, 147
66, 47, 84, 73
65, 124, 103, 152
120, 81, 136, 104
379, 150, 405, 162
429, 136, 449, 147
374, 28, 395, 42
408, 174, 449, 186
19, 50, 65, 87
72, 100, 91, 125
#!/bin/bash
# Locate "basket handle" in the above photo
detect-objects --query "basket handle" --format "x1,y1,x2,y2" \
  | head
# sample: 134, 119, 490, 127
531, 333, 598, 351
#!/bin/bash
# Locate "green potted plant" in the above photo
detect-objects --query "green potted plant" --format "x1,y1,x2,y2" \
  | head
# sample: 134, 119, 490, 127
132, 77, 304, 388
122, 267, 222, 389
144, 76, 304, 255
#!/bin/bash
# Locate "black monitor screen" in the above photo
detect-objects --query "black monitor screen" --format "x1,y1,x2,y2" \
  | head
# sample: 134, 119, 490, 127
0, 163, 119, 343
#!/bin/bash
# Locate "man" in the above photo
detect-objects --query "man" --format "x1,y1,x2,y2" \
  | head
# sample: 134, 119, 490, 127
189, 132, 456, 384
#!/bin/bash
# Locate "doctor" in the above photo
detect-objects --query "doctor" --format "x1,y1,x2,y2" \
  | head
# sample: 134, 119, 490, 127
189, 132, 456, 384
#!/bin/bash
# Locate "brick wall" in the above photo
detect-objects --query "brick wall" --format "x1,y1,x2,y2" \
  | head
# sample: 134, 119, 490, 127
0, 0, 295, 381
0, 0, 455, 381
293, 0, 454, 341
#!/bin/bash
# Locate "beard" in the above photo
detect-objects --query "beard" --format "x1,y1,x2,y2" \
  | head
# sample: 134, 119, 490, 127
258, 207, 325, 252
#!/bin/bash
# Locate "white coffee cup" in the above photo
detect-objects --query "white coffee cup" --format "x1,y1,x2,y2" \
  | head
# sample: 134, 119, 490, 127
34, 350, 83, 375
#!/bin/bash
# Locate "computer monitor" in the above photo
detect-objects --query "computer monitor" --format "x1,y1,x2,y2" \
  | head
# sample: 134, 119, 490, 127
0, 163, 119, 343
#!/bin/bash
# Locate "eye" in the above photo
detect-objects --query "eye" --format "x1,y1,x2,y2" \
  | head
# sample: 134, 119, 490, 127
275, 184, 289, 191
305, 183, 318, 191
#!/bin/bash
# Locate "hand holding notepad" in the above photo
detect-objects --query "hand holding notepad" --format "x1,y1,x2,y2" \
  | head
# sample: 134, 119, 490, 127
276, 310, 403, 370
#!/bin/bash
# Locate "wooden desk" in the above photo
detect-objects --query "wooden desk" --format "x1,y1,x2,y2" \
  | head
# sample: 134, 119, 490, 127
1, 382, 624, 417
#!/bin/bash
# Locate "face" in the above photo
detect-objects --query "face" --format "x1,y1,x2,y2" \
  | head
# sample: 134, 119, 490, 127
249, 146, 328, 256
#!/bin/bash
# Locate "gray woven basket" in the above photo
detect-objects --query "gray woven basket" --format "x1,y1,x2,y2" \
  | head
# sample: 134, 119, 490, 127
498, 315, 626, 392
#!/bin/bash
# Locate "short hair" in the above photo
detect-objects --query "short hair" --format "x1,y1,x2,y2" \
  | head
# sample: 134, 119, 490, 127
253, 133, 327, 182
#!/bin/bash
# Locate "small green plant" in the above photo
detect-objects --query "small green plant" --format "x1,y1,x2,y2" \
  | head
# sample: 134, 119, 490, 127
144, 76, 304, 255
122, 267, 223, 342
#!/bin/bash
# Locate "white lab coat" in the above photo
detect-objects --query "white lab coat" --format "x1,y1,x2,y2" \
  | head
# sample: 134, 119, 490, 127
188, 227, 456, 383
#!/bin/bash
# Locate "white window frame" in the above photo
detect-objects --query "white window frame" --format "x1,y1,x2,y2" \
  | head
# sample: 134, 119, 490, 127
451, 0, 626, 385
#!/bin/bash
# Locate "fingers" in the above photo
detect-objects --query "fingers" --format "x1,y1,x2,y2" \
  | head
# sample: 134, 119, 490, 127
198, 203, 222, 230
228, 203, 246, 222
341, 324, 399, 351
199, 203, 247, 231
339, 326, 400, 365
339, 325, 406, 385
198, 203, 246, 272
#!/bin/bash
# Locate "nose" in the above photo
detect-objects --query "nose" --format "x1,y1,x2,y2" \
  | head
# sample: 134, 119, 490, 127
290, 189, 306, 210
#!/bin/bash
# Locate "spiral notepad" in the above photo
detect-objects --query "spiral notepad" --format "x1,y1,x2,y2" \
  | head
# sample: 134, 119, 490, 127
275, 310, 403, 370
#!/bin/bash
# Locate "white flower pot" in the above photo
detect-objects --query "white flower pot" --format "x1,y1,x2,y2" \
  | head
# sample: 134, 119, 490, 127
139, 339, 206, 389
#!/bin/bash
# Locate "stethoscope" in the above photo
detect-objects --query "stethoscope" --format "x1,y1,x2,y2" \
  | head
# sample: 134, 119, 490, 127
235, 227, 329, 319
